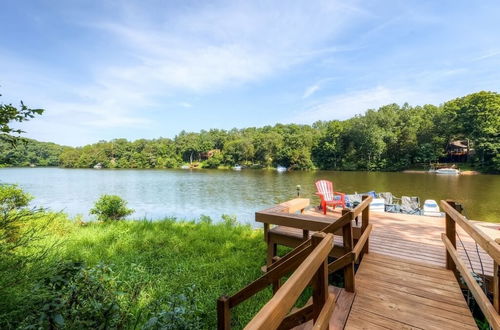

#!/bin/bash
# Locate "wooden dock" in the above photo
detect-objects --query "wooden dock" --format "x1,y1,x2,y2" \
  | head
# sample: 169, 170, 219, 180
217, 198, 500, 330
303, 208, 497, 277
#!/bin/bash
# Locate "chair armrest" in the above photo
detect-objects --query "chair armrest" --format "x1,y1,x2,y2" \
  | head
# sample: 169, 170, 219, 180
333, 192, 345, 202
315, 192, 325, 201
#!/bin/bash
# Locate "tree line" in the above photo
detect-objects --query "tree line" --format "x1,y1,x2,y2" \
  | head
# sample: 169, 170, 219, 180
1, 91, 498, 172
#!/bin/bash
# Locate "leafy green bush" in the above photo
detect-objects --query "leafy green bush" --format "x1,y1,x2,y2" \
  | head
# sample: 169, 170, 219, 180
90, 195, 134, 222
142, 286, 203, 330
0, 185, 53, 327
21, 262, 124, 329
0, 184, 32, 211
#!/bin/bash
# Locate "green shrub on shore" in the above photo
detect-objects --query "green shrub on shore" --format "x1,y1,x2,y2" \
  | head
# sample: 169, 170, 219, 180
0, 209, 269, 329
90, 194, 134, 222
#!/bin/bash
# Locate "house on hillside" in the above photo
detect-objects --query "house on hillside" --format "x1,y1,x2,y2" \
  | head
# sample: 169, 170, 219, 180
446, 140, 473, 162
200, 149, 220, 160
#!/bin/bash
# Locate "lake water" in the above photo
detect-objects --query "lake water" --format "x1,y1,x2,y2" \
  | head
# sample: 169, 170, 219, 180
0, 168, 498, 224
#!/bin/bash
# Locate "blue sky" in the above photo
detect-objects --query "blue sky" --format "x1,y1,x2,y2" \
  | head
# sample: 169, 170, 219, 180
1, 0, 499, 146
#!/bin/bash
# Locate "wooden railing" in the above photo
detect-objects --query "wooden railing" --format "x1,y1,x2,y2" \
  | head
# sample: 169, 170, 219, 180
265, 195, 372, 293
246, 233, 333, 330
441, 200, 500, 330
217, 196, 373, 329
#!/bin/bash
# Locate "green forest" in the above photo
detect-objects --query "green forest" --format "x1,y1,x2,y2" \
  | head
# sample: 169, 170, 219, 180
1, 91, 499, 172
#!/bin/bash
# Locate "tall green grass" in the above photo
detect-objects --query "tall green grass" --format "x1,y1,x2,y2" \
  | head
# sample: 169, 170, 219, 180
9, 215, 273, 329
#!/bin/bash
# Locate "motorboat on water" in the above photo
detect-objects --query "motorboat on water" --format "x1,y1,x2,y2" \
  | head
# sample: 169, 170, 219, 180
429, 163, 460, 175
422, 199, 442, 217
233, 165, 242, 171
180, 165, 190, 169
435, 168, 460, 175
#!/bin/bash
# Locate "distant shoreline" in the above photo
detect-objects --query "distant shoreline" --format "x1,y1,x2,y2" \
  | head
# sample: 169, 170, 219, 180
0, 165, 490, 175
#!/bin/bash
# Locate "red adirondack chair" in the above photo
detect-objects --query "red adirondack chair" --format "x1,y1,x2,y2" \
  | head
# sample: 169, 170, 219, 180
315, 180, 346, 214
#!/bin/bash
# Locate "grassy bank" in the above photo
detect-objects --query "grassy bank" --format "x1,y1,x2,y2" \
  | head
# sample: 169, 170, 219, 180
2, 214, 273, 329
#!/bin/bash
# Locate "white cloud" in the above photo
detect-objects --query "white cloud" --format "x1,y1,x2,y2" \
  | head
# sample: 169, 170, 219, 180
87, 1, 363, 94
292, 86, 448, 123
471, 50, 500, 62
303, 85, 320, 99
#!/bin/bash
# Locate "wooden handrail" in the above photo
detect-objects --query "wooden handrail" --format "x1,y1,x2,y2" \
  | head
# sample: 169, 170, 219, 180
229, 244, 313, 307
328, 252, 354, 273
256, 210, 335, 231
442, 200, 500, 328
352, 195, 373, 217
441, 200, 500, 263
352, 224, 373, 261
245, 233, 334, 330
442, 234, 500, 329
267, 208, 353, 274
266, 238, 312, 272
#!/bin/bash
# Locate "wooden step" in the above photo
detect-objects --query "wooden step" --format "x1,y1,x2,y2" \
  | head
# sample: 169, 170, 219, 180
290, 286, 355, 330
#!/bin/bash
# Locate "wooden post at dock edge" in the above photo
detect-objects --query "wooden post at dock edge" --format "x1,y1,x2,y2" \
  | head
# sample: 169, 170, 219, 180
494, 261, 500, 313
312, 233, 328, 321
342, 208, 355, 292
217, 296, 231, 330
445, 200, 459, 277
361, 195, 370, 259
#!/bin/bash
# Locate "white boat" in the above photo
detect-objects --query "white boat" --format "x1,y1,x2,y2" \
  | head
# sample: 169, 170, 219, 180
436, 168, 460, 175
423, 199, 442, 217
370, 198, 386, 212
93, 163, 102, 169
180, 165, 190, 169
233, 165, 242, 171
276, 165, 287, 172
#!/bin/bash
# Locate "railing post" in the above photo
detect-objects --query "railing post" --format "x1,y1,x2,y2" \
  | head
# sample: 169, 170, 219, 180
217, 296, 231, 330
445, 200, 458, 275
494, 261, 500, 313
264, 223, 277, 267
361, 195, 370, 259
311, 233, 328, 321
342, 209, 355, 292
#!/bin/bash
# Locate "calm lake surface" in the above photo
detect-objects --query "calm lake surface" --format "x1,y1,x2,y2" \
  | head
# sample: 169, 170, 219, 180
1, 168, 498, 224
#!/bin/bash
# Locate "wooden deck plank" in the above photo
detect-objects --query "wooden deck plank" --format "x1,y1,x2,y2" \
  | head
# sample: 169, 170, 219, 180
358, 262, 461, 289
355, 281, 471, 315
355, 277, 466, 305
361, 253, 452, 277
356, 265, 463, 293
351, 293, 475, 330
361, 250, 450, 270
354, 285, 475, 325
345, 253, 477, 330
347, 305, 423, 329
329, 289, 355, 330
